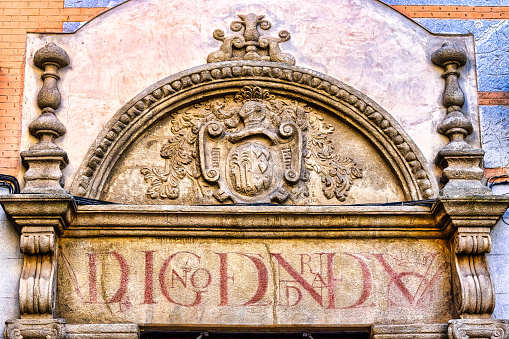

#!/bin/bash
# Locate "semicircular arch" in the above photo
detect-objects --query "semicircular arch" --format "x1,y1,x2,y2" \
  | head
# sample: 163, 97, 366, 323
70, 61, 438, 202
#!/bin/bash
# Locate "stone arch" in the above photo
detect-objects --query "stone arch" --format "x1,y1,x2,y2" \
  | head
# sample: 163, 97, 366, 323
70, 61, 438, 201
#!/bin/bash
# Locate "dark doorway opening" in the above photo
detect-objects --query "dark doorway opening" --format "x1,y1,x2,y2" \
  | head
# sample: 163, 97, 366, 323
141, 331, 370, 339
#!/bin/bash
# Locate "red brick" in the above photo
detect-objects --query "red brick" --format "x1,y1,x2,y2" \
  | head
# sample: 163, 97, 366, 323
0, 117, 18, 124
0, 130, 19, 137
0, 136, 21, 144
0, 157, 20, 168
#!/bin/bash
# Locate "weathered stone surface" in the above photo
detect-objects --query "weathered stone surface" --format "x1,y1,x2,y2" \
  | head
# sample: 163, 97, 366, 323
56, 237, 452, 326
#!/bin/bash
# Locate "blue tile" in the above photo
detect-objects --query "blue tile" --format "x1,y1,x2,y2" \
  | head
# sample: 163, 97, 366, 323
415, 19, 509, 92
480, 106, 509, 168
63, 21, 83, 33
64, 0, 126, 8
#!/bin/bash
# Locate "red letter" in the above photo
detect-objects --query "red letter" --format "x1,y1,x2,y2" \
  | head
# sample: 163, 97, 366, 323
88, 252, 98, 303
143, 251, 155, 304
216, 253, 235, 306
159, 251, 203, 307
239, 253, 269, 306
285, 286, 302, 306
270, 253, 322, 306
108, 252, 129, 303
300, 254, 314, 274
216, 253, 269, 306
340, 253, 372, 309
318, 252, 339, 309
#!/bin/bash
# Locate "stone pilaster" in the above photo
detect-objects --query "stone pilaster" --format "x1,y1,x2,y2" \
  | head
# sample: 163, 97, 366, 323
437, 197, 509, 336
0, 194, 75, 339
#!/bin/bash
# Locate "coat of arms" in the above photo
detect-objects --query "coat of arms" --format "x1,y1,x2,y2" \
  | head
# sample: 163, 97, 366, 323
141, 86, 362, 204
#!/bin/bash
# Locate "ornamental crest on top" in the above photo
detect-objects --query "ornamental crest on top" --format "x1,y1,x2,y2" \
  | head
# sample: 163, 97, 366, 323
207, 13, 295, 65
141, 86, 363, 204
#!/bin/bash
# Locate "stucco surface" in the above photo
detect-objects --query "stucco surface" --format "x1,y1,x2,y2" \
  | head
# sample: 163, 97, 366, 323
21, 0, 480, 191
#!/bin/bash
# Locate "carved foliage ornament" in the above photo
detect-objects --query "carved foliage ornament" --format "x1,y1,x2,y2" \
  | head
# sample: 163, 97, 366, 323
207, 13, 295, 65
141, 86, 362, 204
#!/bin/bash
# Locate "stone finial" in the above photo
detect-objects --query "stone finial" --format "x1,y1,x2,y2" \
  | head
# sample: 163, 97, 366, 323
431, 43, 490, 197
207, 13, 295, 65
21, 43, 70, 193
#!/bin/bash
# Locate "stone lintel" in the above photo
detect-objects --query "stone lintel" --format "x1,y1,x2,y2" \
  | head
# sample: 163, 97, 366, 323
0, 194, 76, 234
65, 324, 139, 339
372, 323, 448, 338
67, 204, 445, 238
3, 320, 139, 339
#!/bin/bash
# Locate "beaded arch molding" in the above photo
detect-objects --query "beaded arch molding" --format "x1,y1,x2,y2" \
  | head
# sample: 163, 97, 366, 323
70, 61, 438, 201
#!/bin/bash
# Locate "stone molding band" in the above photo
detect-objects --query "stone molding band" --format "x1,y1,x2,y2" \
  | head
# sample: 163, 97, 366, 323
70, 61, 437, 201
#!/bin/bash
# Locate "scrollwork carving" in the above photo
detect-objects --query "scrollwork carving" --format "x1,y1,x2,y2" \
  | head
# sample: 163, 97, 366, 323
141, 86, 362, 204
207, 13, 295, 65
20, 227, 55, 254
19, 253, 56, 315
454, 233, 491, 254
452, 246, 495, 315
4, 319, 66, 339
448, 319, 509, 339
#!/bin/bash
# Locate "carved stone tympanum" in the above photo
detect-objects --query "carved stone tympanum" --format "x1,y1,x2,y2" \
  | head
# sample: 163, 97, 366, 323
141, 86, 363, 204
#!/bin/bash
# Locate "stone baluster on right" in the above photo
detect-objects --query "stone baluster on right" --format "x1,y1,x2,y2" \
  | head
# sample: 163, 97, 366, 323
432, 42, 490, 197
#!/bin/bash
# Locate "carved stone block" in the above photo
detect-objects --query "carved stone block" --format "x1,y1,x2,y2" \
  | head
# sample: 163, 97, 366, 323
448, 319, 509, 339
4, 319, 66, 339
20, 227, 56, 254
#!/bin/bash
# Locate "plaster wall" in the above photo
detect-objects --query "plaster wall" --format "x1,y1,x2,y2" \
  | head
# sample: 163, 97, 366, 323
20, 0, 479, 193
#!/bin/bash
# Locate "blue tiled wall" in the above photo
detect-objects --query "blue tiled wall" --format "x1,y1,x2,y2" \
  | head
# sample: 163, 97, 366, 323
416, 19, 509, 92
64, 0, 126, 7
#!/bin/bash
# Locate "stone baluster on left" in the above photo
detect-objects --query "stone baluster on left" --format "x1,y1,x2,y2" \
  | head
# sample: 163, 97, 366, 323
0, 43, 75, 339
22, 42, 69, 193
